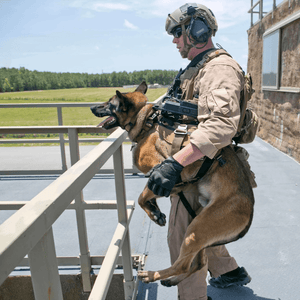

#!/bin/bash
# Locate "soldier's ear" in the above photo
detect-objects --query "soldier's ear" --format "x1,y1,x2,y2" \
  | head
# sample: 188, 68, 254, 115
135, 81, 148, 94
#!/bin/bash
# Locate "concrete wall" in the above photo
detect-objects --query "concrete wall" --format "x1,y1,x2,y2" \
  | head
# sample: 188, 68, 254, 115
247, 0, 300, 162
0, 274, 124, 300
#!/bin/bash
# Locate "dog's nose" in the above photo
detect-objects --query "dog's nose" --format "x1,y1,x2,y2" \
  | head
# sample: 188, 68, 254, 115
90, 106, 97, 114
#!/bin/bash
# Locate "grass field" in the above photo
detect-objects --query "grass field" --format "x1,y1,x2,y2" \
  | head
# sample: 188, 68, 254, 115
0, 87, 167, 146
0, 87, 167, 126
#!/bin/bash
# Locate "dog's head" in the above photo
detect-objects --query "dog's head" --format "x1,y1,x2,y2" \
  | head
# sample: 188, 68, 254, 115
91, 81, 148, 130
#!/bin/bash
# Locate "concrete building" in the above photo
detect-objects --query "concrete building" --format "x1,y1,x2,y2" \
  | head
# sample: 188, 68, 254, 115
247, 0, 300, 162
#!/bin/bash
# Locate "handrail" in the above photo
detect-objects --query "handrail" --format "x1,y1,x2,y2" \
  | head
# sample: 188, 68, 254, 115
0, 94, 166, 299
0, 125, 139, 175
0, 127, 137, 299
248, 0, 277, 26
0, 95, 166, 175
0, 102, 103, 172
0, 103, 99, 108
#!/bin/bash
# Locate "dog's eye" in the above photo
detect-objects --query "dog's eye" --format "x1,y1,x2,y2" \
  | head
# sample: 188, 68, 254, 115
109, 103, 116, 111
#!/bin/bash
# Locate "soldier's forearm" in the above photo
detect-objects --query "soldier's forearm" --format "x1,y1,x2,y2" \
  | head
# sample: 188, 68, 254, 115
173, 142, 204, 167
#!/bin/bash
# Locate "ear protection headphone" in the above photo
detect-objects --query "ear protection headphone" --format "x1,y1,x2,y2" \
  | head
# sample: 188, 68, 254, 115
185, 6, 212, 46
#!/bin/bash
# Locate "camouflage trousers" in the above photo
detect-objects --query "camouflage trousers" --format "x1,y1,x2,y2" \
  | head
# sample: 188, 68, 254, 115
168, 186, 239, 300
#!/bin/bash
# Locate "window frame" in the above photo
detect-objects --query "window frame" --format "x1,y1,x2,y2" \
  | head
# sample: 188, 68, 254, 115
262, 9, 300, 93
262, 29, 281, 90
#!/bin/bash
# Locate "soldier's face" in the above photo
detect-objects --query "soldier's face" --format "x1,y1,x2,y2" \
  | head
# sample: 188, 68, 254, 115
173, 35, 190, 58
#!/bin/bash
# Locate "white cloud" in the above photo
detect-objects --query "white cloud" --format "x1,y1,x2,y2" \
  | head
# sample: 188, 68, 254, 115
219, 36, 238, 45
68, 0, 251, 29
138, 0, 250, 29
69, 1, 130, 12
82, 11, 95, 18
124, 19, 138, 30
92, 2, 130, 11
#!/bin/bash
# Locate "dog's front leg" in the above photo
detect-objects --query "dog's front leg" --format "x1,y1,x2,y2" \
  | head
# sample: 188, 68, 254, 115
138, 185, 166, 226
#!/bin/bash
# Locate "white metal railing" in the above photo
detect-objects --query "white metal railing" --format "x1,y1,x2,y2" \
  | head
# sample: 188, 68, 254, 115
0, 127, 139, 300
248, 0, 277, 26
0, 125, 139, 175
0, 102, 122, 173
0, 103, 101, 172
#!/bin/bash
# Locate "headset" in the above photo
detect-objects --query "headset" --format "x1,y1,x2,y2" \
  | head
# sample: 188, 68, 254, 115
185, 6, 212, 46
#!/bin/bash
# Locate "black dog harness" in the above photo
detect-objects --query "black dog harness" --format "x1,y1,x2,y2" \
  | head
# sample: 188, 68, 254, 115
176, 153, 226, 219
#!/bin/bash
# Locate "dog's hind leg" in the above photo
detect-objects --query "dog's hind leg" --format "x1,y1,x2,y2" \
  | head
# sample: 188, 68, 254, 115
138, 185, 166, 226
139, 225, 208, 283
139, 196, 253, 284
161, 249, 208, 287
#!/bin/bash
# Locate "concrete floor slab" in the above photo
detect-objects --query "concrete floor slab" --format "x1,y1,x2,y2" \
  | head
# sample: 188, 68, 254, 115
0, 138, 300, 299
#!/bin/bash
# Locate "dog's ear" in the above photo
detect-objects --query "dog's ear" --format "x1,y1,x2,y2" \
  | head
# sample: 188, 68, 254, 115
116, 90, 124, 100
116, 90, 129, 112
135, 81, 148, 95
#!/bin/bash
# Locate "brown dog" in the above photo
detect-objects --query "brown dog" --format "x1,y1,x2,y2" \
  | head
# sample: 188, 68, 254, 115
90, 81, 254, 287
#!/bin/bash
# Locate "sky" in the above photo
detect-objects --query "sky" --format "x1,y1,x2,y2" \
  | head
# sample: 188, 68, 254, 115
0, 0, 278, 75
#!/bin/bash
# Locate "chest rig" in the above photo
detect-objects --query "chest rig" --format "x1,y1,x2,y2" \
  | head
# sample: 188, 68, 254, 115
159, 48, 232, 156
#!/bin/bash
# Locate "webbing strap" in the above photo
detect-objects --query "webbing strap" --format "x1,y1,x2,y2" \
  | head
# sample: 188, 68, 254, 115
177, 156, 215, 219
178, 191, 197, 219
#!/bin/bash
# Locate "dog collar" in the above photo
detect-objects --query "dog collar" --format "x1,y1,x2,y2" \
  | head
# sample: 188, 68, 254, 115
132, 110, 159, 143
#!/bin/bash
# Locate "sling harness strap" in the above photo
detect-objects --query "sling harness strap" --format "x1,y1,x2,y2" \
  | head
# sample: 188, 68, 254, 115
171, 124, 188, 156
178, 191, 197, 219
177, 151, 226, 219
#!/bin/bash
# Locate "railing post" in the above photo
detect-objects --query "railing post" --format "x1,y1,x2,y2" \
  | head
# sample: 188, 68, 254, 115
28, 227, 63, 300
113, 145, 134, 300
68, 128, 92, 292
131, 142, 140, 175
259, 0, 264, 21
57, 107, 68, 172
251, 0, 254, 26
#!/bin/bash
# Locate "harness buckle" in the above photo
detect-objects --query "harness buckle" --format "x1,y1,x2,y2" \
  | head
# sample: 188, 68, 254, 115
174, 124, 188, 135
216, 155, 226, 167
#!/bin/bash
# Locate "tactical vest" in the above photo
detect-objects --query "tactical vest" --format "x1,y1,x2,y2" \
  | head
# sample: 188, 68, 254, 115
159, 49, 259, 187
176, 49, 259, 145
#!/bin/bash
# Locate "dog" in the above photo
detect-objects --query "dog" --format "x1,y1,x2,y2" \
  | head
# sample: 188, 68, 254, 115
90, 81, 254, 287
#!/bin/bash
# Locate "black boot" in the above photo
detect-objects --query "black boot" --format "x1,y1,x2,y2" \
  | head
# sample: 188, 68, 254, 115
209, 267, 251, 288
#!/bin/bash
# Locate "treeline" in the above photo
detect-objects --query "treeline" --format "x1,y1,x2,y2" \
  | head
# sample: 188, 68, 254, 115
0, 67, 177, 92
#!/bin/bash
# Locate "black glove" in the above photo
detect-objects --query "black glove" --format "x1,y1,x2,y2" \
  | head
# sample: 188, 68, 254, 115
147, 157, 184, 197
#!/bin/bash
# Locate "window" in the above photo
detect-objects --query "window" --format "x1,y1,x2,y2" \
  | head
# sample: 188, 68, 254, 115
262, 30, 280, 89
262, 10, 300, 92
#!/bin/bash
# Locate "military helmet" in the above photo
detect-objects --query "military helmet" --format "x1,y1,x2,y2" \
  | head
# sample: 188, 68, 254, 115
165, 3, 218, 38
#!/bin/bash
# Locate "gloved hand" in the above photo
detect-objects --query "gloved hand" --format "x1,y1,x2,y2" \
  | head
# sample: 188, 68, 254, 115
147, 157, 184, 197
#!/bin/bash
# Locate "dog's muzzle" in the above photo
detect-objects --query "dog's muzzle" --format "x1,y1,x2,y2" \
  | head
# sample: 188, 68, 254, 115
90, 105, 111, 118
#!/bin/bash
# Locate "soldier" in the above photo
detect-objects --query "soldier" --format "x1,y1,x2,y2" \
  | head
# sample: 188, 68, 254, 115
147, 3, 252, 300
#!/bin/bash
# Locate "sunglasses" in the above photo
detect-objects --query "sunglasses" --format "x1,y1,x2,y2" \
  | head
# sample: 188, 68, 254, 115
171, 26, 183, 38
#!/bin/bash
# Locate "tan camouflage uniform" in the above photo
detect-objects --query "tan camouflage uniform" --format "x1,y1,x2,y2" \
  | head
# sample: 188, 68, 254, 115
168, 51, 244, 300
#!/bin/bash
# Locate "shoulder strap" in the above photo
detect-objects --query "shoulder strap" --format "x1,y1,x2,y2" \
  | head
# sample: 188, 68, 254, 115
236, 73, 255, 135
180, 49, 233, 100
195, 49, 232, 70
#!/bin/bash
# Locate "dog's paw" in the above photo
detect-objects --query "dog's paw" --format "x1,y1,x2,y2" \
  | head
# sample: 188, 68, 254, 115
138, 271, 149, 283
138, 270, 156, 283
151, 211, 166, 226
160, 279, 172, 287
